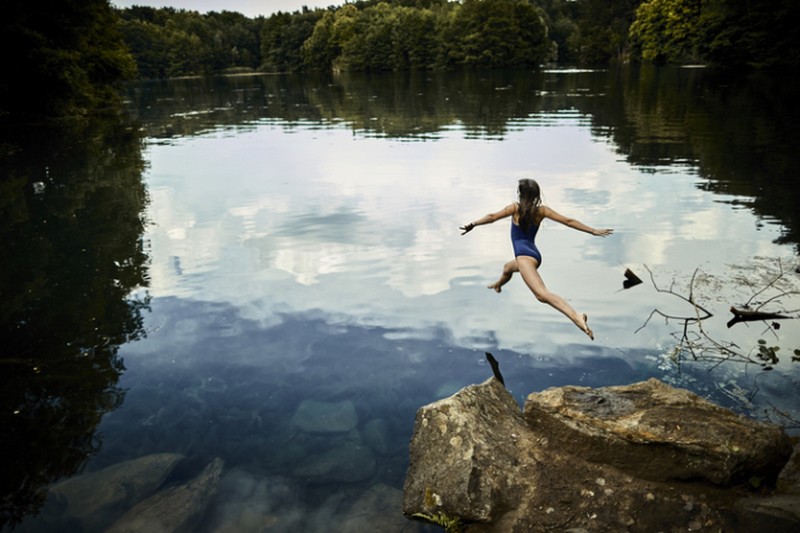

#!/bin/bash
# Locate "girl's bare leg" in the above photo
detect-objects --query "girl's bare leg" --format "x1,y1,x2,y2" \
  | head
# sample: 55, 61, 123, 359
488, 259, 518, 293
515, 256, 594, 340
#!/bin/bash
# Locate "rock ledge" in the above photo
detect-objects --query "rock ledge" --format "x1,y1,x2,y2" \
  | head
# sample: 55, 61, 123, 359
403, 378, 798, 532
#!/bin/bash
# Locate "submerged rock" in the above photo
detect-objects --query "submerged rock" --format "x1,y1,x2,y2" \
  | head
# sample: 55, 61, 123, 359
202, 469, 294, 533
733, 494, 800, 533
294, 440, 376, 483
335, 484, 417, 533
362, 418, 391, 455
290, 399, 358, 433
403, 377, 798, 532
49, 453, 184, 530
107, 457, 224, 533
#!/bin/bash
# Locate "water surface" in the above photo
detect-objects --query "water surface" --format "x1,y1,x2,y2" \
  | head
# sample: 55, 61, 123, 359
4, 67, 800, 531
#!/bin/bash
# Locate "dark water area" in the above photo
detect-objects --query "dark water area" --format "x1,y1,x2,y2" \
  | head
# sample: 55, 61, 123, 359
2, 67, 800, 531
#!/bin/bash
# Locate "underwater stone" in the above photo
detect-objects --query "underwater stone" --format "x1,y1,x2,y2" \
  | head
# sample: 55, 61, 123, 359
49, 453, 185, 529
732, 494, 800, 533
362, 418, 391, 455
106, 457, 224, 533
294, 441, 376, 483
335, 484, 417, 532
290, 399, 358, 433
202, 469, 297, 532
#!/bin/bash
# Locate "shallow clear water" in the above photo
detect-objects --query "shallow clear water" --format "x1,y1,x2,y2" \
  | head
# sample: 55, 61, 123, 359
6, 67, 800, 531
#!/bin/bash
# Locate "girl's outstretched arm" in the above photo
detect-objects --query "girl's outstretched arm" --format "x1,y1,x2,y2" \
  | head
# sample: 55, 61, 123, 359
460, 203, 516, 234
541, 206, 613, 236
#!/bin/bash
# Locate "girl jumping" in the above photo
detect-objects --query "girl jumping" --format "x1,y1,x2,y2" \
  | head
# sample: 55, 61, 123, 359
460, 179, 613, 340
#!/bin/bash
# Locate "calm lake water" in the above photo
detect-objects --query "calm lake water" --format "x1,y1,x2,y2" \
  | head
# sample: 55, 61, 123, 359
3, 67, 800, 531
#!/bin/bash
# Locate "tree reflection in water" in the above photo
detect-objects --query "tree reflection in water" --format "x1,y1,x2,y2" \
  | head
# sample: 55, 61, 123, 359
0, 113, 150, 528
127, 67, 800, 250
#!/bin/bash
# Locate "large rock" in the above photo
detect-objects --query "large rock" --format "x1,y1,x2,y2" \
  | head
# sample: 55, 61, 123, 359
403, 377, 798, 532
107, 457, 224, 533
402, 377, 539, 524
524, 378, 793, 486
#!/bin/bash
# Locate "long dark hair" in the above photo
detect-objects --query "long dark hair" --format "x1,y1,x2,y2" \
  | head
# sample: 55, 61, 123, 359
517, 179, 541, 231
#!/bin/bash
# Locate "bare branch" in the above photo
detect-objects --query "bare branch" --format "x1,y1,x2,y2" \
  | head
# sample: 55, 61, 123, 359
746, 259, 785, 309
636, 262, 797, 372
641, 265, 713, 322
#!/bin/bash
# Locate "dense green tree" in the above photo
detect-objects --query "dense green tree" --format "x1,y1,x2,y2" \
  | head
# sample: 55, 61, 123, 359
441, 0, 552, 68
167, 26, 206, 76
304, 4, 361, 71
392, 6, 439, 69
339, 2, 397, 71
695, 0, 800, 68
629, 0, 800, 68
205, 11, 262, 70
119, 7, 262, 78
262, 10, 324, 72
533, 0, 581, 63
569, 0, 641, 64
113, 0, 800, 77
629, 0, 701, 64
305, 2, 440, 72
119, 19, 170, 79
1, 0, 136, 118
303, 11, 340, 71
303, 0, 550, 72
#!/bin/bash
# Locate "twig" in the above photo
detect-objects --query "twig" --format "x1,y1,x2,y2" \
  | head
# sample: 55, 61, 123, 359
636, 263, 800, 374
745, 259, 785, 309
635, 266, 713, 335
763, 401, 800, 429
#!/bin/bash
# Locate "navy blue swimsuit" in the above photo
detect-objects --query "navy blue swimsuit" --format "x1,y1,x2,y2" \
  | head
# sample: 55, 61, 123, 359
511, 220, 542, 265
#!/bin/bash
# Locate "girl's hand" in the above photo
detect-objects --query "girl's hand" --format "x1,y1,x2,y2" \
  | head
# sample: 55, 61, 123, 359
593, 228, 614, 237
460, 223, 475, 235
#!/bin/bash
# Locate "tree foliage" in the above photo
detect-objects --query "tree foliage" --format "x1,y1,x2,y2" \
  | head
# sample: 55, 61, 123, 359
629, 0, 702, 64
110, 0, 800, 77
566, 0, 642, 64
302, 0, 552, 71
1, 0, 136, 118
441, 0, 553, 68
629, 0, 800, 68
4, 0, 795, 118
262, 9, 324, 72
118, 7, 262, 78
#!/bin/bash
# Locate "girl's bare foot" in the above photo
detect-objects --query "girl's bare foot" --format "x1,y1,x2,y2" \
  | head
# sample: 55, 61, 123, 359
487, 282, 502, 293
582, 313, 594, 340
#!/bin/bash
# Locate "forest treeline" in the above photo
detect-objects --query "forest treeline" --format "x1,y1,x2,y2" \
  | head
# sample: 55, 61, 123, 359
118, 0, 800, 77
2, 0, 798, 118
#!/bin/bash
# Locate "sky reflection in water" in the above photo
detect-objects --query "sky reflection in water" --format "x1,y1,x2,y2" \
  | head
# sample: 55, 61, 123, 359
141, 115, 795, 357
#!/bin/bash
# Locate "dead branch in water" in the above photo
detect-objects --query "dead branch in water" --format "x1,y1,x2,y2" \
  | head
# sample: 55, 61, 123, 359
634, 266, 712, 336
727, 306, 793, 328
636, 260, 799, 368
